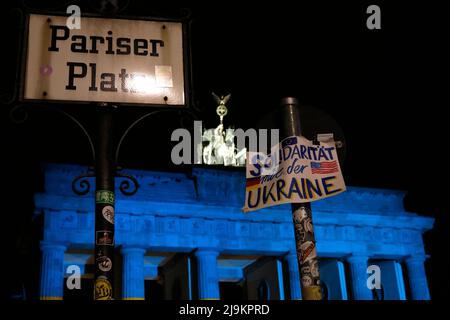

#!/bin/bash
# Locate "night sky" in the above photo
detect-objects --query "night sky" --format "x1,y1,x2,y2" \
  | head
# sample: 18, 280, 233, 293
0, 0, 448, 300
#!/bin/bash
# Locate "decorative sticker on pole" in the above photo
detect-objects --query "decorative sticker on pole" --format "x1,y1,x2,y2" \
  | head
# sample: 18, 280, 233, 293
243, 135, 346, 212
102, 205, 115, 224
293, 205, 322, 300
96, 190, 115, 205
96, 252, 113, 272
94, 276, 113, 300
96, 230, 114, 246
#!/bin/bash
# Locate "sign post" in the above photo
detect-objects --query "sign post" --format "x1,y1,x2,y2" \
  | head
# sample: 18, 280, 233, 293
279, 97, 322, 300
242, 97, 345, 298
94, 103, 116, 300
21, 12, 190, 300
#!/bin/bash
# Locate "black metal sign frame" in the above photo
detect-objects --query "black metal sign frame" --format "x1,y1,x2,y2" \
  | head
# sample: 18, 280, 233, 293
18, 9, 193, 109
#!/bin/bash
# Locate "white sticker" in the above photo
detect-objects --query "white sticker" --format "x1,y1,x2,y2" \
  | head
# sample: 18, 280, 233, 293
97, 256, 112, 272
155, 65, 173, 88
102, 206, 114, 224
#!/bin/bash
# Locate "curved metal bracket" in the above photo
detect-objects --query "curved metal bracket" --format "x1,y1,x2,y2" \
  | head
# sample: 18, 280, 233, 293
112, 107, 200, 196
72, 169, 95, 196
9, 104, 29, 124
49, 107, 96, 164
9, 104, 96, 165
115, 170, 139, 196
115, 110, 164, 165
115, 108, 199, 166
73, 169, 140, 197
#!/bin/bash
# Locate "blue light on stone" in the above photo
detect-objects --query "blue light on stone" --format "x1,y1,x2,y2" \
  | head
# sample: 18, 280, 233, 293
36, 163, 434, 300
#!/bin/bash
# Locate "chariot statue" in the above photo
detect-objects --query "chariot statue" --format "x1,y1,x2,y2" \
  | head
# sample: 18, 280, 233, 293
201, 93, 246, 166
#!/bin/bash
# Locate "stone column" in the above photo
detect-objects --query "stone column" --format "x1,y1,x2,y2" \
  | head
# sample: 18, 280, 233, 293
347, 255, 372, 300
195, 249, 220, 300
405, 255, 430, 300
284, 253, 302, 300
121, 247, 146, 300
39, 242, 66, 300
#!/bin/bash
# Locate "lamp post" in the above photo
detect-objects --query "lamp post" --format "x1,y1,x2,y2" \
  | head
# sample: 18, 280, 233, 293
279, 97, 322, 300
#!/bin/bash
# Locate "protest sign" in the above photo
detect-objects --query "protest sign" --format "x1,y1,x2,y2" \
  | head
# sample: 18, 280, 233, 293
243, 135, 346, 212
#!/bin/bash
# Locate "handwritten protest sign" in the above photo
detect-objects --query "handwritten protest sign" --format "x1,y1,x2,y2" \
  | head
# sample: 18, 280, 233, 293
243, 136, 346, 212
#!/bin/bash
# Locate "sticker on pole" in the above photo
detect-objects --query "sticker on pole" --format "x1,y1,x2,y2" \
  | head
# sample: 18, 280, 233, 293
243, 135, 346, 212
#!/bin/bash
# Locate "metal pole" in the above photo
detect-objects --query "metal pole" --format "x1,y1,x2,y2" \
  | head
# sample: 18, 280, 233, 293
94, 103, 116, 300
279, 97, 322, 300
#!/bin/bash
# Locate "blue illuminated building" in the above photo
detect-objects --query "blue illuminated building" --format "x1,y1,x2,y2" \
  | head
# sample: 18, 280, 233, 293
35, 164, 433, 300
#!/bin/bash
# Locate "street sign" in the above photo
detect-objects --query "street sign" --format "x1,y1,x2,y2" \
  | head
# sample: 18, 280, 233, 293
22, 14, 186, 106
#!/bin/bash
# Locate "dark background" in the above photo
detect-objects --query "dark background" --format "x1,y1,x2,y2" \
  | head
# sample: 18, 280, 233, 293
0, 0, 448, 300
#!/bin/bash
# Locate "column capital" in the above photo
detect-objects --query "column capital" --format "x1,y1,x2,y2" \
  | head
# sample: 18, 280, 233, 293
40, 241, 67, 252
346, 255, 369, 264
195, 248, 220, 257
405, 255, 427, 264
284, 252, 299, 261
121, 247, 146, 255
